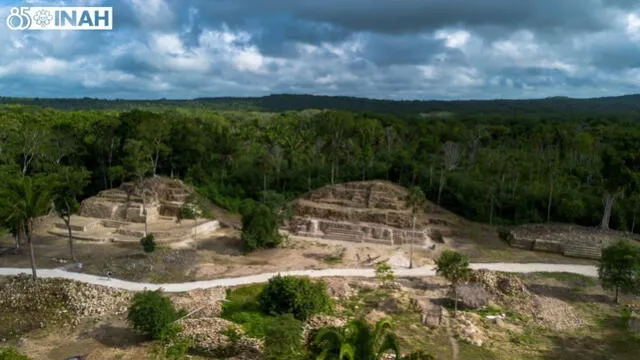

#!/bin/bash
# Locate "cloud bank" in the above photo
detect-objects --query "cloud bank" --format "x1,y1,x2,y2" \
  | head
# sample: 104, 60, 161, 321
0, 0, 639, 99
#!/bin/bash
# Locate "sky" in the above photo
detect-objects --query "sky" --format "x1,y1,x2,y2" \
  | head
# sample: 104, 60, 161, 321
0, 0, 639, 100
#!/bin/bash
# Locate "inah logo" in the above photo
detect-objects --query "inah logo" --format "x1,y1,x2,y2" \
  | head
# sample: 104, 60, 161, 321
6, 6, 113, 31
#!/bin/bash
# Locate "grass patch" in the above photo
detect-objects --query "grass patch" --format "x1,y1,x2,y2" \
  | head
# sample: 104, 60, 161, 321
220, 284, 275, 338
475, 306, 504, 317
323, 248, 346, 265
530, 272, 598, 287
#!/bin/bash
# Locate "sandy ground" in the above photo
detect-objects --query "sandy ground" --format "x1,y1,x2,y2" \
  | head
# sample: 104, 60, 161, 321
0, 212, 595, 284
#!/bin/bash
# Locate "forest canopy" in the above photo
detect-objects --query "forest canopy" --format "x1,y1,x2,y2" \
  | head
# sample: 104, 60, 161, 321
1, 96, 640, 233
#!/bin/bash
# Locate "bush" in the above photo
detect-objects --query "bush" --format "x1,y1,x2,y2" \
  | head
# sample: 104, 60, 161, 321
164, 336, 193, 360
375, 262, 396, 286
127, 290, 180, 340
241, 203, 283, 252
220, 284, 274, 338
264, 314, 304, 360
258, 275, 332, 321
0, 348, 30, 360
141, 234, 157, 253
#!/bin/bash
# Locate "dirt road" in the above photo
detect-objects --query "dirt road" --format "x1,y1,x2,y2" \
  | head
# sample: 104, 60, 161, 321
0, 263, 597, 292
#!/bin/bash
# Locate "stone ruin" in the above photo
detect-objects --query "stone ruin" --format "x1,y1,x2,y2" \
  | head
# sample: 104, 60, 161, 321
502, 223, 640, 260
288, 181, 457, 247
48, 177, 219, 243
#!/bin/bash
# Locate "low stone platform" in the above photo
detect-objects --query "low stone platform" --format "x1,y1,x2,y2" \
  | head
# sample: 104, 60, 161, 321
502, 223, 640, 260
48, 215, 220, 244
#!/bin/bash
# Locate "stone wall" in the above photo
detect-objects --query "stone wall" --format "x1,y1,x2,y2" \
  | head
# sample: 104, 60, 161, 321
289, 216, 432, 246
78, 177, 194, 223
504, 224, 636, 260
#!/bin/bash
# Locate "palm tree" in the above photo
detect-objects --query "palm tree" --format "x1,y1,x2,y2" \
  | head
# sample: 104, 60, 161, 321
311, 318, 401, 360
406, 186, 427, 269
0, 176, 51, 280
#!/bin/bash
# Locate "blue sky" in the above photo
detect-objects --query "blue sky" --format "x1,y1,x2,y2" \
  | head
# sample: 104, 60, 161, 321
0, 0, 639, 100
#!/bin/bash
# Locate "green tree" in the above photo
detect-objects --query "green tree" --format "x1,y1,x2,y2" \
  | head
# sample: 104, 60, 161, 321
127, 290, 180, 340
51, 166, 90, 261
124, 139, 153, 236
435, 250, 472, 316
264, 314, 305, 360
258, 275, 332, 321
406, 186, 427, 269
310, 318, 401, 360
141, 234, 157, 254
598, 240, 640, 303
241, 203, 283, 252
0, 176, 51, 280
375, 263, 396, 287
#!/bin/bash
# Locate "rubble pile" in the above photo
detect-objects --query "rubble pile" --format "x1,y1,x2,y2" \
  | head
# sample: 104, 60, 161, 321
532, 296, 583, 331
453, 312, 487, 347
0, 275, 130, 321
470, 269, 530, 298
171, 288, 226, 318
324, 278, 355, 300
178, 318, 262, 358
303, 315, 347, 340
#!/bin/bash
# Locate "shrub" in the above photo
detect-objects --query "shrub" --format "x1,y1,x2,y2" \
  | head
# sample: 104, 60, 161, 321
164, 336, 193, 360
127, 289, 180, 340
375, 262, 396, 286
141, 234, 157, 253
241, 203, 283, 252
258, 275, 332, 321
0, 348, 30, 360
264, 314, 304, 360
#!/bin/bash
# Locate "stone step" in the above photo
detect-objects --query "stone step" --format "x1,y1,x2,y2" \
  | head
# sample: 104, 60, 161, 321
323, 234, 361, 242
47, 229, 106, 242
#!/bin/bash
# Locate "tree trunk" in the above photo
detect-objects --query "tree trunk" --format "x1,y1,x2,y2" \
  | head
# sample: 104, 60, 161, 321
489, 191, 495, 225
409, 215, 416, 269
453, 284, 458, 317
64, 216, 76, 261
331, 161, 335, 185
547, 181, 554, 223
429, 166, 434, 190
26, 221, 37, 281
600, 192, 618, 230
194, 217, 198, 250
142, 194, 148, 237
615, 286, 619, 304
437, 171, 446, 205
632, 213, 636, 234
263, 173, 267, 199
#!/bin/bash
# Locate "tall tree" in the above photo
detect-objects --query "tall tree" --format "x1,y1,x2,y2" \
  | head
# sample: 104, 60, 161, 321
435, 250, 471, 317
438, 141, 462, 204
124, 139, 153, 236
0, 176, 51, 280
598, 240, 640, 303
52, 166, 91, 261
406, 186, 427, 269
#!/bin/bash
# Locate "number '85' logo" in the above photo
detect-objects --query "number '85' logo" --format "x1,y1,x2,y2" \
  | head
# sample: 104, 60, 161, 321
6, 7, 32, 31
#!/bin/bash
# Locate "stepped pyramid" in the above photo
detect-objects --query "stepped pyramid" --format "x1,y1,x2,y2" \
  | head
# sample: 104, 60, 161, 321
289, 181, 459, 246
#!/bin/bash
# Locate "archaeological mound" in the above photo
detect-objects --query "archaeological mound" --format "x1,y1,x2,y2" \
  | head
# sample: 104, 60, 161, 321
48, 177, 219, 243
288, 181, 456, 247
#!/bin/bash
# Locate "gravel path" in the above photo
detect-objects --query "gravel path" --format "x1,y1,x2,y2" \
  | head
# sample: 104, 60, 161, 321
0, 263, 597, 293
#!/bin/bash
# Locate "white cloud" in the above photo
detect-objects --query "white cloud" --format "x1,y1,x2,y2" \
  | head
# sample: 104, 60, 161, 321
435, 29, 471, 48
